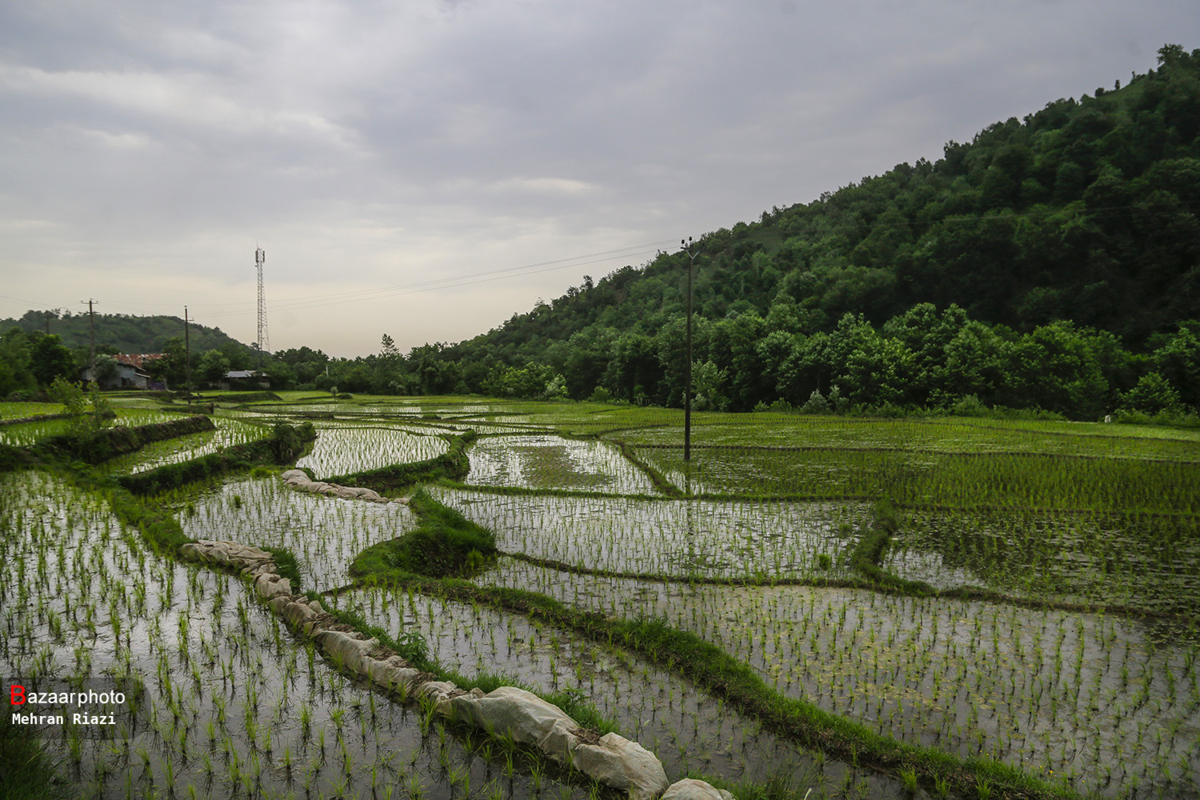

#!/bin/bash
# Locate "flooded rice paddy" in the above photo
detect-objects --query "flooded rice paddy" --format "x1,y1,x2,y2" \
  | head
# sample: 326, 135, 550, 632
8, 396, 1200, 799
177, 476, 418, 593
336, 589, 915, 799
295, 423, 450, 478
98, 417, 269, 475
464, 435, 658, 495
474, 559, 1200, 798
1, 473, 588, 800
435, 488, 864, 579
891, 510, 1200, 614
0, 408, 182, 448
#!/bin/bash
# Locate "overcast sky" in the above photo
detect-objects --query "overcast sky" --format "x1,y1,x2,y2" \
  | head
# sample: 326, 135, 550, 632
0, 1, 1195, 357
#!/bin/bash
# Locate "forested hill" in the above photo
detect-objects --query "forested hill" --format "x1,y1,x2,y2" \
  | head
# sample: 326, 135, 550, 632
411, 45, 1200, 417
0, 309, 252, 356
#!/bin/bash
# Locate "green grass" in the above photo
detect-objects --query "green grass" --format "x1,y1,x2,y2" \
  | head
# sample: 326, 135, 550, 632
0, 703, 68, 800
637, 444, 1200, 514
263, 546, 303, 592
352, 489, 496, 579
0, 401, 66, 421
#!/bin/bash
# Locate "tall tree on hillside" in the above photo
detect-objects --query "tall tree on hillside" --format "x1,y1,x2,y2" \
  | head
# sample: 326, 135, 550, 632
29, 334, 75, 386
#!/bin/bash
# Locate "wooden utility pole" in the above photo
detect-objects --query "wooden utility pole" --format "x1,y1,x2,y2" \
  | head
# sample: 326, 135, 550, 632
80, 299, 98, 382
184, 306, 191, 400
681, 238, 699, 462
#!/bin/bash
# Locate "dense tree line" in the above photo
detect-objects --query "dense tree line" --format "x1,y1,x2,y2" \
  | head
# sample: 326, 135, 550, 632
241, 303, 1193, 422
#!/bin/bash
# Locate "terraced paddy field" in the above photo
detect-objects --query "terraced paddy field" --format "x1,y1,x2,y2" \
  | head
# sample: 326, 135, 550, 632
296, 423, 450, 479
0, 407, 182, 448
3, 393, 1198, 800
0, 474, 589, 800
97, 417, 270, 475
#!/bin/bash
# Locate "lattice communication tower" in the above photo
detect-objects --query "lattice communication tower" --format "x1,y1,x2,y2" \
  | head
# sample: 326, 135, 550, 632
255, 247, 270, 357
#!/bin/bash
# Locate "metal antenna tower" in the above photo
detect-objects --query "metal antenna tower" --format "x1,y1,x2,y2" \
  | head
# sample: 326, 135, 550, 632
255, 247, 269, 361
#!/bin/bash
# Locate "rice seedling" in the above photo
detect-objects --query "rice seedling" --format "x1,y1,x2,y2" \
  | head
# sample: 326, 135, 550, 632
475, 557, 1200, 797
0, 471, 590, 800
296, 421, 449, 477
433, 487, 865, 581
344, 586, 896, 793
8, 398, 1199, 800
465, 433, 659, 494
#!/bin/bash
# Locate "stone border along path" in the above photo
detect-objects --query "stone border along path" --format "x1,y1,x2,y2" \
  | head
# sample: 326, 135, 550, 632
280, 467, 404, 503
179, 537, 737, 800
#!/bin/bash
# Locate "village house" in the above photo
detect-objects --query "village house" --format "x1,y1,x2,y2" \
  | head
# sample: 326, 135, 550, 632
80, 354, 163, 390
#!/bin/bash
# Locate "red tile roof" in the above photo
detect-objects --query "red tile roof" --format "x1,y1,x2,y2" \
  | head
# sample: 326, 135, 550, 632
115, 353, 165, 369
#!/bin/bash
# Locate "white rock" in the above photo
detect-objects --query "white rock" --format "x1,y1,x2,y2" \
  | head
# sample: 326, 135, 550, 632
414, 679, 457, 710
450, 687, 581, 763
281, 472, 389, 503
365, 659, 423, 695
661, 779, 736, 800
280, 599, 323, 630
315, 630, 378, 673
573, 733, 669, 800
254, 573, 292, 600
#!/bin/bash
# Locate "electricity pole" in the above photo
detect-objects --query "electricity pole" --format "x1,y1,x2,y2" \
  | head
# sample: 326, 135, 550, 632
80, 299, 98, 383
681, 238, 699, 462
184, 306, 191, 400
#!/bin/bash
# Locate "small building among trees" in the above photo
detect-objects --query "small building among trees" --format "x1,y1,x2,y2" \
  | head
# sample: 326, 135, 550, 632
80, 354, 162, 390
218, 369, 270, 391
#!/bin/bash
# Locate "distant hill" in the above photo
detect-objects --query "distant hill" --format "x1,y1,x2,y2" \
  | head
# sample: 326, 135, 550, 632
0, 310, 254, 356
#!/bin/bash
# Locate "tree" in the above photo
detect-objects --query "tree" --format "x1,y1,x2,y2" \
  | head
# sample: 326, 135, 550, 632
260, 359, 296, 390
882, 303, 969, 405
937, 321, 1010, 407
152, 336, 192, 390
92, 354, 120, 387
198, 350, 231, 386
692, 360, 728, 411
839, 333, 914, 407
1002, 322, 1110, 417
29, 334, 75, 386
1121, 372, 1181, 414
0, 327, 34, 396
49, 376, 111, 441
1154, 324, 1200, 409
562, 327, 617, 400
